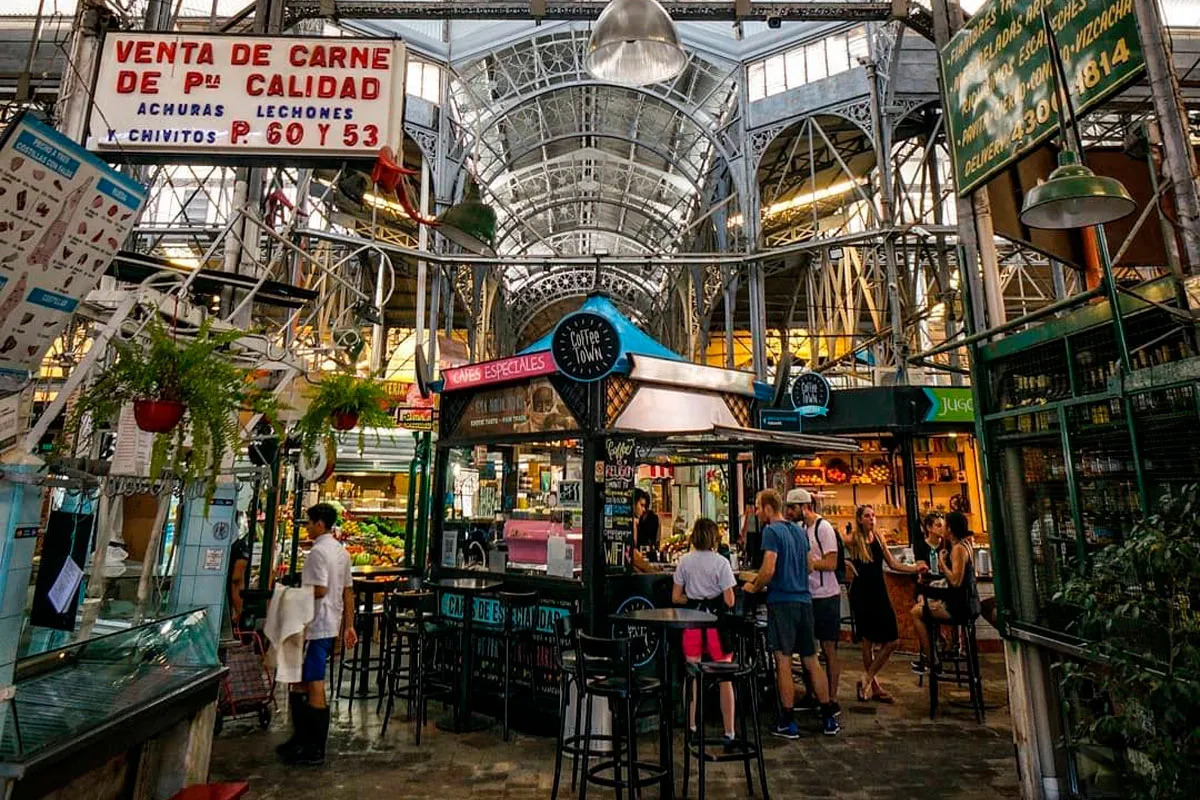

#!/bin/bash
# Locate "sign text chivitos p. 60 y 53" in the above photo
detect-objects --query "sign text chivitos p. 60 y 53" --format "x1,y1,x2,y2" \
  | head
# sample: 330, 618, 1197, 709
88, 34, 406, 162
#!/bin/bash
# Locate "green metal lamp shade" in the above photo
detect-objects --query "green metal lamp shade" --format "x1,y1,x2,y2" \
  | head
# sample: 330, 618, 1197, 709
1019, 154, 1136, 230
436, 197, 497, 257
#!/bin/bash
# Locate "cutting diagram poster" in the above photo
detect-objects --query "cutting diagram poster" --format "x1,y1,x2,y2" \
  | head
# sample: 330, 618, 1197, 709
0, 112, 147, 390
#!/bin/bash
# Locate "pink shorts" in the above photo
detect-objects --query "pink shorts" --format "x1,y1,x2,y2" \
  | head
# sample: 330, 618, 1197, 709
682, 628, 732, 662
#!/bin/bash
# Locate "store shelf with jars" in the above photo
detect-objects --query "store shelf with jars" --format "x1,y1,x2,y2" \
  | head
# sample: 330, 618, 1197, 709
787, 433, 989, 549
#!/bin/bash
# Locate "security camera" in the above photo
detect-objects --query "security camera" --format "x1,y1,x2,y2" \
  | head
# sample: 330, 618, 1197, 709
767, 16, 782, 29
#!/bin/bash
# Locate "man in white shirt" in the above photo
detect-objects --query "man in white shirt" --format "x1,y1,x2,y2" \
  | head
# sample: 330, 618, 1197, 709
787, 488, 843, 715
281, 503, 356, 766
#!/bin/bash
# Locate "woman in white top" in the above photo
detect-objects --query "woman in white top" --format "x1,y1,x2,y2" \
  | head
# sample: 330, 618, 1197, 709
672, 518, 737, 745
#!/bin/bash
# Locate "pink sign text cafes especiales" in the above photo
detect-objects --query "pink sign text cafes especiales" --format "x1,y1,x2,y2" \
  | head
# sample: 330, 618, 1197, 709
441, 350, 556, 391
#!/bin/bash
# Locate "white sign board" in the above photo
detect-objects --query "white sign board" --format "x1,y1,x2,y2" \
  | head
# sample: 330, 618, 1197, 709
0, 112, 146, 389
88, 34, 406, 161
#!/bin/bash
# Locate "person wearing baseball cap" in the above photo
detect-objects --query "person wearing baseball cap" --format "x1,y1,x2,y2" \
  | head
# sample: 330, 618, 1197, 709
786, 488, 843, 716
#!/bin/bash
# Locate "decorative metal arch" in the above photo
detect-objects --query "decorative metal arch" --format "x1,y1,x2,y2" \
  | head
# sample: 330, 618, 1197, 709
506, 266, 669, 339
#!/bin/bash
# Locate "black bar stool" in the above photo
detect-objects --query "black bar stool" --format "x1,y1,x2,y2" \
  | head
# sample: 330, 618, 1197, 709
924, 615, 986, 722
551, 614, 616, 800
379, 588, 442, 737
497, 590, 540, 740
576, 632, 669, 800
682, 615, 770, 800
337, 577, 401, 701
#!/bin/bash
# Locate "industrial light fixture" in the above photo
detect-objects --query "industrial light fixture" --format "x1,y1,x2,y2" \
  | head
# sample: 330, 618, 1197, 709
586, 0, 688, 86
1019, 152, 1136, 230
1018, 10, 1134, 231
340, 147, 498, 257
435, 181, 497, 257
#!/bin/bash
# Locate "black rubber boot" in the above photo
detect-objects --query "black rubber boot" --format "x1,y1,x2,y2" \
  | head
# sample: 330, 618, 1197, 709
275, 693, 308, 760
293, 705, 330, 766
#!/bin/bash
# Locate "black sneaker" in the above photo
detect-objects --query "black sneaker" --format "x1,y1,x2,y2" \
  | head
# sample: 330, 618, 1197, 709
723, 734, 739, 754
828, 701, 842, 718
911, 659, 928, 674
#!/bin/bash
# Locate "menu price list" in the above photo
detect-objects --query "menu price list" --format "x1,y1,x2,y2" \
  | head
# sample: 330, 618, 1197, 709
602, 436, 635, 572
0, 112, 146, 386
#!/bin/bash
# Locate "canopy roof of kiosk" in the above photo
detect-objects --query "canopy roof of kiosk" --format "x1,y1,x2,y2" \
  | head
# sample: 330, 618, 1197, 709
520, 292, 683, 367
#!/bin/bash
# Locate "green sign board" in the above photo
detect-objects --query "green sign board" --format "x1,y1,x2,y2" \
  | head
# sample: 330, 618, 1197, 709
923, 387, 976, 423
940, 0, 1145, 195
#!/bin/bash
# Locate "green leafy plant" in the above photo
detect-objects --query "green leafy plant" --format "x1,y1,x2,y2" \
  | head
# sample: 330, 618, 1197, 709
293, 371, 394, 459
67, 315, 275, 503
1055, 484, 1200, 800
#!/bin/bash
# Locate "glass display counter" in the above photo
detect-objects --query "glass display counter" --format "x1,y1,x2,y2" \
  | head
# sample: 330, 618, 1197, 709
1, 609, 223, 799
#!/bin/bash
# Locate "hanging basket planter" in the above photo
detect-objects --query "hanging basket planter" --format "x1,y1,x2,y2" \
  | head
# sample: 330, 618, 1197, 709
133, 399, 186, 433
331, 410, 360, 431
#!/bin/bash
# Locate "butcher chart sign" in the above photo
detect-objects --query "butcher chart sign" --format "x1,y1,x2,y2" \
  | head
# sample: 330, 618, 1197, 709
0, 112, 147, 391
88, 34, 406, 161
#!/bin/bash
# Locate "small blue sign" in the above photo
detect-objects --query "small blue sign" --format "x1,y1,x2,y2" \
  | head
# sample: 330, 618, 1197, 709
26, 288, 78, 313
759, 408, 801, 431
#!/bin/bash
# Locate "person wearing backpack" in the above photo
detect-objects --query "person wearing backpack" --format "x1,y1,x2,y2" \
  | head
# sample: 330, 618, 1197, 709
742, 489, 840, 737
787, 488, 843, 713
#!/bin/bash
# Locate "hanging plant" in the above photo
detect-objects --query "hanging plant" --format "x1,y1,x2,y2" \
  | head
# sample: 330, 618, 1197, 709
293, 371, 394, 460
66, 314, 276, 504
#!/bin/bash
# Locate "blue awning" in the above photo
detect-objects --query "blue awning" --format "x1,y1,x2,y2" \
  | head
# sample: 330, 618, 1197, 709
519, 293, 773, 399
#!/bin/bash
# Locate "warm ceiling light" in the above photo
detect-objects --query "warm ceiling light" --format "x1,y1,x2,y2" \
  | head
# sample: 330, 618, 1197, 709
586, 0, 688, 86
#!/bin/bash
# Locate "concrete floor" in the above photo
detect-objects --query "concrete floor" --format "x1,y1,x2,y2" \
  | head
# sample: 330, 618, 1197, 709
210, 652, 1020, 800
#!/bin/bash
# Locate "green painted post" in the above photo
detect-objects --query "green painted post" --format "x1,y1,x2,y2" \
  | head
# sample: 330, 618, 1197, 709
413, 431, 432, 574
1058, 405, 1087, 573
404, 431, 420, 569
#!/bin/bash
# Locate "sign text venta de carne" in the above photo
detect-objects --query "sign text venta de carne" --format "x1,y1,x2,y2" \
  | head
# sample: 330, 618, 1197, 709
940, 0, 1143, 195
88, 34, 406, 160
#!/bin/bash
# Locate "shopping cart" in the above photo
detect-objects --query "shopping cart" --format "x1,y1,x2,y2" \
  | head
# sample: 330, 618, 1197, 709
215, 632, 275, 736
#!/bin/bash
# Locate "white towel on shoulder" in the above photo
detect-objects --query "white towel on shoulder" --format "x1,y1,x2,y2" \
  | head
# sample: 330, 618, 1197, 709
264, 585, 315, 685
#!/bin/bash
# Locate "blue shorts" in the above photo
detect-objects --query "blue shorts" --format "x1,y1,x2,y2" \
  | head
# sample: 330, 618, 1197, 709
302, 637, 335, 683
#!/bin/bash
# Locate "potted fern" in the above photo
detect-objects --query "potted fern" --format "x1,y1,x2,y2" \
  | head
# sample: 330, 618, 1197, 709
293, 372, 394, 459
68, 315, 274, 501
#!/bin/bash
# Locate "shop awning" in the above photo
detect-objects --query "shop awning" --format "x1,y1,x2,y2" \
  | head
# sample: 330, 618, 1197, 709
620, 424, 859, 456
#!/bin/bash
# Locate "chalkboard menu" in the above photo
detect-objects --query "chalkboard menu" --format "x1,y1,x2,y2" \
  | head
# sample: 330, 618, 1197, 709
551, 311, 621, 382
601, 436, 636, 572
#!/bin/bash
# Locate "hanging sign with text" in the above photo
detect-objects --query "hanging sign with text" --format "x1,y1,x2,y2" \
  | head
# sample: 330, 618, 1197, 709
601, 436, 636, 573
940, 0, 1144, 195
551, 311, 621, 382
88, 34, 406, 162
441, 350, 556, 391
790, 372, 831, 417
0, 112, 146, 391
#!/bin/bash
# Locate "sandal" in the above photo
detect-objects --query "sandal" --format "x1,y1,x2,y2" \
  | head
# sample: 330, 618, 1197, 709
856, 680, 869, 702
872, 689, 895, 704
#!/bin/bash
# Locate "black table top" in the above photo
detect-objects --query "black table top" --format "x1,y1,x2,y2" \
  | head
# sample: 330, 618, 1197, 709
428, 577, 503, 594
611, 608, 718, 628
351, 565, 418, 578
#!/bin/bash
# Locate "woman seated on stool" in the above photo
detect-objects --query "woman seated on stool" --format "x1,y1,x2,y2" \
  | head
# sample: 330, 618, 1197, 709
911, 510, 982, 670
672, 518, 737, 748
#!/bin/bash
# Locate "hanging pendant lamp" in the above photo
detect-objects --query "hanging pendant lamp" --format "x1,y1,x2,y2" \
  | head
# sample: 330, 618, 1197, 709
1019, 151, 1136, 230
586, 0, 688, 86
436, 181, 498, 257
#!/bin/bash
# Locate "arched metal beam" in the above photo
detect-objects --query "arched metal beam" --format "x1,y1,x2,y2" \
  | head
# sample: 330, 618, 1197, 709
493, 196, 686, 250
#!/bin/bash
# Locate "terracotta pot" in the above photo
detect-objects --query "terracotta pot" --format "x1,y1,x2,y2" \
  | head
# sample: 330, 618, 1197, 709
332, 410, 359, 431
133, 399, 186, 433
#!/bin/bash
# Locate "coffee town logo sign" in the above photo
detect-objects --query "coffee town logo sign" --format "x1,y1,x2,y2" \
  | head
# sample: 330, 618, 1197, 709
551, 311, 621, 382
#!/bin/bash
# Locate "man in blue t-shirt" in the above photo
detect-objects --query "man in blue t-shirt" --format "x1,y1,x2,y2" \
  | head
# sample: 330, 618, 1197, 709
742, 489, 840, 737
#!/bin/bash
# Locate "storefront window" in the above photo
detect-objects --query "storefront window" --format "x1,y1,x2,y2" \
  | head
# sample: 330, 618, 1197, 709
441, 440, 584, 581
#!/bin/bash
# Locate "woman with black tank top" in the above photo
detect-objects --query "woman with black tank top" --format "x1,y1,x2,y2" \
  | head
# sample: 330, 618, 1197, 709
913, 511, 981, 670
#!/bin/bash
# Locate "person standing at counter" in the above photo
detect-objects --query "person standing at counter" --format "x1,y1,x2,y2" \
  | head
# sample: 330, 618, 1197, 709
672, 518, 738, 746
742, 489, 840, 737
633, 488, 660, 549
845, 505, 926, 704
281, 503, 357, 766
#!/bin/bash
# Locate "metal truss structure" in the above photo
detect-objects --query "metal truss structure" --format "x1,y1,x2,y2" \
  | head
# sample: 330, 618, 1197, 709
5, 0, 1196, 397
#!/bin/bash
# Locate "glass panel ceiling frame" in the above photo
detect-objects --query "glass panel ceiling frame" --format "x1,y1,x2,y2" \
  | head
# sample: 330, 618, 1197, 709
447, 27, 740, 311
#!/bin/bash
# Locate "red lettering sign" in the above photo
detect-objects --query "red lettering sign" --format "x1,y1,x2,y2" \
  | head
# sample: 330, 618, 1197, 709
441, 351, 557, 391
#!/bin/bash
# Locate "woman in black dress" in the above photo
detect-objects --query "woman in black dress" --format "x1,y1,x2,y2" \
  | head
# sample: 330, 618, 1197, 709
845, 505, 927, 702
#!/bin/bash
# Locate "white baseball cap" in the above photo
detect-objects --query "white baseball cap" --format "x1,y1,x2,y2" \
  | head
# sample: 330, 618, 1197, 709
785, 488, 813, 506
